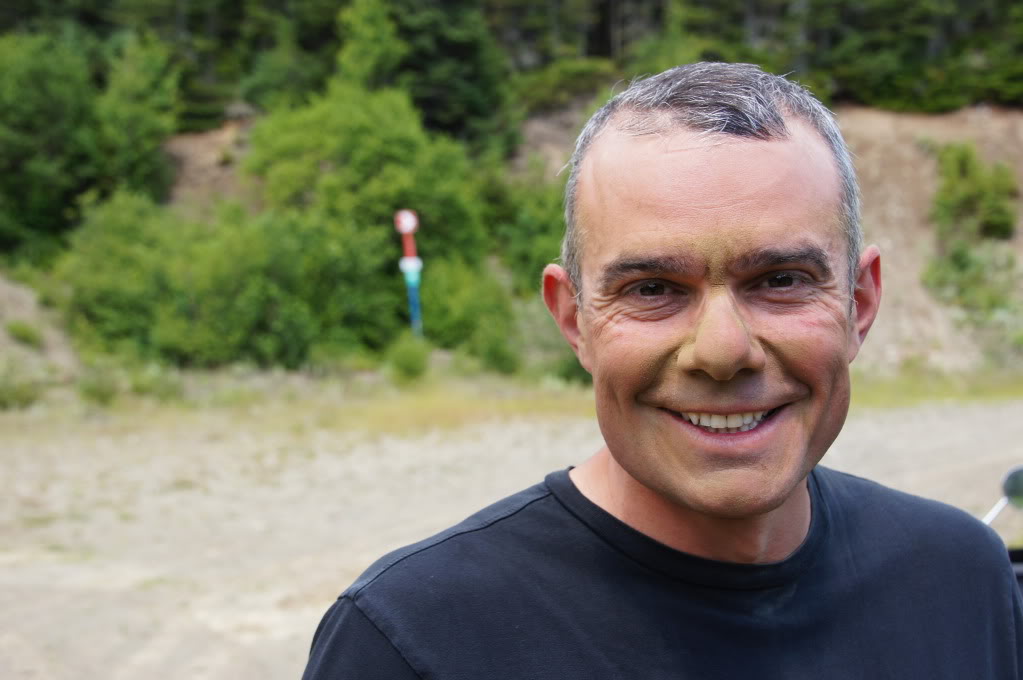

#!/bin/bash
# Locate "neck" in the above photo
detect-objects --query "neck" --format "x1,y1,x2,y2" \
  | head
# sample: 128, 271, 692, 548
570, 448, 812, 564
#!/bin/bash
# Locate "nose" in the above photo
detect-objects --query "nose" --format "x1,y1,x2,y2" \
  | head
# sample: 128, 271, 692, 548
679, 291, 765, 381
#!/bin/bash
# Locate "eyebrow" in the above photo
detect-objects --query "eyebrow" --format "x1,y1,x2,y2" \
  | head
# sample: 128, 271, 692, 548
595, 245, 835, 293
597, 254, 704, 293
731, 245, 834, 279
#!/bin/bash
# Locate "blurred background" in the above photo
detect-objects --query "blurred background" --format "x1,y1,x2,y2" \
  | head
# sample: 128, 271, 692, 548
1, 1, 1022, 677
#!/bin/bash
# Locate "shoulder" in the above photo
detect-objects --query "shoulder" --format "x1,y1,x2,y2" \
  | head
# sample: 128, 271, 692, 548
346, 477, 563, 604
815, 465, 1007, 565
329, 475, 578, 673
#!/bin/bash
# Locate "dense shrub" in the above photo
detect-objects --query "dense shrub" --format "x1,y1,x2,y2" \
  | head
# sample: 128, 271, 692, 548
240, 20, 327, 111
0, 29, 179, 257
0, 32, 96, 253
924, 241, 1017, 315
514, 57, 618, 114
924, 142, 1021, 340
419, 257, 520, 373
0, 362, 42, 410
386, 330, 431, 384
932, 144, 1018, 243
490, 167, 566, 296
59, 192, 405, 367
77, 362, 119, 406
58, 191, 176, 351
246, 80, 490, 264
5, 320, 43, 349
92, 32, 179, 197
128, 362, 185, 402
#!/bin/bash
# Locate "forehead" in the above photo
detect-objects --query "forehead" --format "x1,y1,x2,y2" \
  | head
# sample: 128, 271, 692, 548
575, 121, 845, 278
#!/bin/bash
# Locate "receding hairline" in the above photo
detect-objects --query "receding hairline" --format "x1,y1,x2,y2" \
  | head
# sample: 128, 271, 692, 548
559, 62, 863, 300
570, 110, 848, 260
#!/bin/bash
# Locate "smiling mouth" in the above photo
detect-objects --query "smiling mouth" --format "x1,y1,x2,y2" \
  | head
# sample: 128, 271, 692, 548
661, 406, 784, 434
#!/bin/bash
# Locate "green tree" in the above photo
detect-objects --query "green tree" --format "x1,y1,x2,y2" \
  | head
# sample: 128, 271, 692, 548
240, 18, 328, 111
0, 32, 96, 253
336, 0, 407, 88
57, 191, 175, 351
334, 0, 516, 153
92, 31, 180, 197
246, 79, 489, 263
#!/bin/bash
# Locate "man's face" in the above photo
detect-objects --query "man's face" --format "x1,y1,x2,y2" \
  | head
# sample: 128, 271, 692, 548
557, 121, 879, 519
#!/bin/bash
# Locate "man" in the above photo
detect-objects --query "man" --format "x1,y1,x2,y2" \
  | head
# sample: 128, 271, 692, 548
303, 63, 1022, 679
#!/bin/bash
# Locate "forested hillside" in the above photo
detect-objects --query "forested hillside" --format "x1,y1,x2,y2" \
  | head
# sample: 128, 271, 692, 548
1, 0, 1020, 401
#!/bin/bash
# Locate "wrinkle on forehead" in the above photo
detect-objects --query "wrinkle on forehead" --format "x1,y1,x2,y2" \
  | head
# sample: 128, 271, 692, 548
574, 120, 845, 282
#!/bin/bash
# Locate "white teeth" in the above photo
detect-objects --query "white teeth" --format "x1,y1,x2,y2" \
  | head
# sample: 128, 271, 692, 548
677, 408, 776, 433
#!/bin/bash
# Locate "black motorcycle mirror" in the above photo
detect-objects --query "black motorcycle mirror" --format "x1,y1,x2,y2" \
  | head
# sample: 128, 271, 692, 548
982, 465, 1023, 525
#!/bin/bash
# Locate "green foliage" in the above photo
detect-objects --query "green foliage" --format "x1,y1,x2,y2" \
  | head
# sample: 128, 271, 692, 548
337, 0, 407, 88
0, 28, 179, 256
59, 192, 403, 367
386, 330, 431, 384
0, 361, 42, 410
468, 316, 520, 374
489, 164, 565, 295
240, 20, 327, 111
0, 32, 96, 252
384, 0, 517, 154
419, 258, 520, 373
246, 80, 489, 263
514, 57, 618, 114
552, 347, 592, 385
627, 1, 749, 77
924, 142, 1021, 350
57, 191, 175, 351
932, 144, 1018, 242
128, 362, 185, 402
5, 320, 43, 349
77, 362, 119, 406
92, 31, 179, 196
483, 0, 597, 68
924, 240, 1017, 315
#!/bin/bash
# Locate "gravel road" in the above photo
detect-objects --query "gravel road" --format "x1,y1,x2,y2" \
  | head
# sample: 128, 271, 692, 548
2, 398, 1022, 679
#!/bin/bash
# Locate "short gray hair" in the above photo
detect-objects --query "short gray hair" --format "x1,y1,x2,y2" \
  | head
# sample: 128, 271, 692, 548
562, 62, 861, 297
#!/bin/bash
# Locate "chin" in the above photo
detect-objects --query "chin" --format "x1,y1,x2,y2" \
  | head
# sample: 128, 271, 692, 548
653, 466, 807, 520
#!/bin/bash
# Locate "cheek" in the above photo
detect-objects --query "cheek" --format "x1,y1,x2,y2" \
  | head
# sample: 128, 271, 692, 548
759, 304, 851, 362
589, 317, 675, 399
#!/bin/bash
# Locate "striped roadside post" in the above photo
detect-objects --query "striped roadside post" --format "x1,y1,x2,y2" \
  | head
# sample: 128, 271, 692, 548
394, 209, 423, 336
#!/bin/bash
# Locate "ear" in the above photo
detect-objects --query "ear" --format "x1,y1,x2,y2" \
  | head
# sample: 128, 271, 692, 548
542, 264, 590, 372
847, 245, 882, 362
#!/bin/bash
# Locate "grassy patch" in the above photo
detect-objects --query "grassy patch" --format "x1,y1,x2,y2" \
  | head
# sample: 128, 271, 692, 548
5, 319, 43, 349
852, 369, 1023, 410
320, 381, 595, 435
77, 363, 120, 406
0, 362, 42, 410
22, 514, 57, 528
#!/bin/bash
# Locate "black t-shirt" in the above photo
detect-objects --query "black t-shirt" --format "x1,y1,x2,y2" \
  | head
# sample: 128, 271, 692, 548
303, 466, 1023, 679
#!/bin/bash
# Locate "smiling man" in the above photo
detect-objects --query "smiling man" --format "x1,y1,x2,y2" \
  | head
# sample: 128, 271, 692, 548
303, 63, 1022, 679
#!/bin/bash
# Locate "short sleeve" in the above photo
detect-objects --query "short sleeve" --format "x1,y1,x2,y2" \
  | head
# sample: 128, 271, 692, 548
302, 597, 422, 680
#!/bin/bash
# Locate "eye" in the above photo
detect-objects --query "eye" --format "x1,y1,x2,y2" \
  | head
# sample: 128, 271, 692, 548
637, 282, 666, 296
753, 271, 814, 299
766, 273, 795, 288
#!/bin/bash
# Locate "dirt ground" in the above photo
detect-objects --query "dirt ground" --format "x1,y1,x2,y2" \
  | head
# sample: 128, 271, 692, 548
2, 394, 1022, 679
